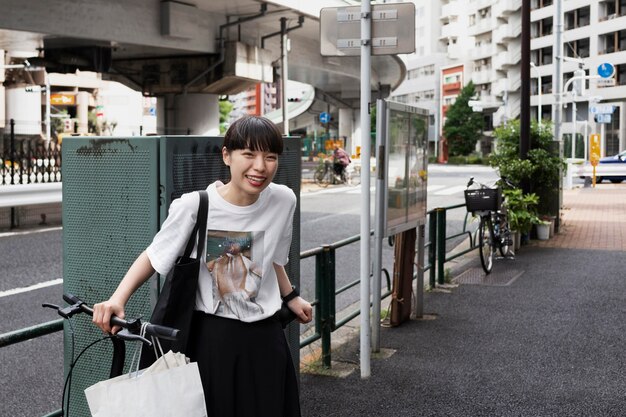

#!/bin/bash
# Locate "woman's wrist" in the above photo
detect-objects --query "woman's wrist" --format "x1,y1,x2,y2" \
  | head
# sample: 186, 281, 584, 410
282, 286, 299, 303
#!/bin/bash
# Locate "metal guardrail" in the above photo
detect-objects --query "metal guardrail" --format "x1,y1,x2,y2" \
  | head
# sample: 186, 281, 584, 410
427, 204, 478, 287
0, 203, 477, 416
0, 183, 63, 208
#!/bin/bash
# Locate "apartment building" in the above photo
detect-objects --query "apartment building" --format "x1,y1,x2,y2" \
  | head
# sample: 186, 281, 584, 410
532, 0, 626, 157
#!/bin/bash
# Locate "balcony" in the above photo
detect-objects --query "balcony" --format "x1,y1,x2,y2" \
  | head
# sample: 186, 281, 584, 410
469, 18, 494, 36
472, 70, 493, 85
493, 0, 521, 17
470, 43, 498, 60
498, 47, 522, 67
494, 21, 522, 44
440, 21, 461, 39
442, 82, 461, 93
441, 1, 460, 19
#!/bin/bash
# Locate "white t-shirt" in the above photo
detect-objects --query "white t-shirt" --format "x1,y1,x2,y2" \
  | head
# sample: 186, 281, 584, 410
146, 181, 296, 322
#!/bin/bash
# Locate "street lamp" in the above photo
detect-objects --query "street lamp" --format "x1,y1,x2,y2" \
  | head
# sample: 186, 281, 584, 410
530, 62, 541, 126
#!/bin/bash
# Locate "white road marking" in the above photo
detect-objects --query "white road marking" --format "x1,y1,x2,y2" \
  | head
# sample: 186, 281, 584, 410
0, 278, 63, 298
0, 226, 62, 238
433, 185, 467, 196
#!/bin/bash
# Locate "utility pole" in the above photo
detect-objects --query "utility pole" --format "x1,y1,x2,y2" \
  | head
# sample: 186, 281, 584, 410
520, 0, 531, 189
554, 0, 563, 143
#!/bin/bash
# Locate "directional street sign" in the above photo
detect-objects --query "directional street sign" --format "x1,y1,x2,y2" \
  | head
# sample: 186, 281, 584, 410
597, 63, 615, 78
320, 3, 416, 56
589, 105, 615, 114
595, 114, 612, 124
320, 111, 331, 124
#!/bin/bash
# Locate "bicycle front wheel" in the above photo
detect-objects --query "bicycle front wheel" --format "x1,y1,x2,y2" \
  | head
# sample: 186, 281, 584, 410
314, 166, 330, 188
479, 217, 494, 274
497, 214, 512, 257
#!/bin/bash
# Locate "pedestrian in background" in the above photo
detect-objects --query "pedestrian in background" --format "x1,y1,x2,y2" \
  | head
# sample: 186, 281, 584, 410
93, 115, 312, 416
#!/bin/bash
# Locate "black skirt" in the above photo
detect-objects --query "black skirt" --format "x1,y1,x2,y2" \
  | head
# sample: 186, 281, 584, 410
187, 311, 301, 417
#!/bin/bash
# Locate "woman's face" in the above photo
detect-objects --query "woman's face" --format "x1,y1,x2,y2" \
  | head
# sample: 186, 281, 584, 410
222, 147, 278, 200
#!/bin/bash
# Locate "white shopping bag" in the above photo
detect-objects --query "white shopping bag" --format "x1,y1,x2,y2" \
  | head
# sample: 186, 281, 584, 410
85, 350, 207, 417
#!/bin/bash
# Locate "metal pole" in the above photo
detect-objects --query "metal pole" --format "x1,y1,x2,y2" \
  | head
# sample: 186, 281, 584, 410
372, 99, 386, 352
436, 208, 446, 285
414, 224, 425, 318
601, 123, 606, 158
280, 17, 289, 136
520, 0, 531, 185
45, 73, 51, 143
428, 211, 437, 288
554, 0, 563, 143
359, 0, 372, 379
572, 99, 577, 159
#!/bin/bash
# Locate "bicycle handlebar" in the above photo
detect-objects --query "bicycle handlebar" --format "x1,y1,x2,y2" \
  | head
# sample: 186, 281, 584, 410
58, 293, 179, 341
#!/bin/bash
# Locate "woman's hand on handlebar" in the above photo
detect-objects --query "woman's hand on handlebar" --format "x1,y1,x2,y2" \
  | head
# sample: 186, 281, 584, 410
93, 298, 126, 335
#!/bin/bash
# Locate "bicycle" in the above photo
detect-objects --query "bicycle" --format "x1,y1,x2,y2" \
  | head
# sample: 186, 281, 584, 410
43, 293, 179, 417
313, 158, 360, 187
464, 177, 515, 274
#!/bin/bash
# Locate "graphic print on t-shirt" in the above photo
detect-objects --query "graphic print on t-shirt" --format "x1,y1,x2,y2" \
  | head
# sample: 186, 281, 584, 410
205, 230, 265, 319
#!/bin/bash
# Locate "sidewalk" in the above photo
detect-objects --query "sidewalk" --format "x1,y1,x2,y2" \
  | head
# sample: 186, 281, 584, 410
299, 185, 626, 417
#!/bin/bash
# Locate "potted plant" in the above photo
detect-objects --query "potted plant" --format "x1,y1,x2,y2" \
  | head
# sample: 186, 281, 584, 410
536, 220, 551, 240
503, 188, 541, 247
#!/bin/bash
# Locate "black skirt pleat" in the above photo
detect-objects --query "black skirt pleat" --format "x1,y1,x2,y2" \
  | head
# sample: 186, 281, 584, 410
187, 311, 301, 417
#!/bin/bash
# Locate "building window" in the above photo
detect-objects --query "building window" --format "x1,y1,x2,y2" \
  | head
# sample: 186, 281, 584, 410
565, 6, 590, 30
600, 0, 626, 20
532, 17, 553, 38
531, 46, 553, 65
564, 38, 590, 58
531, 0, 553, 10
599, 30, 626, 55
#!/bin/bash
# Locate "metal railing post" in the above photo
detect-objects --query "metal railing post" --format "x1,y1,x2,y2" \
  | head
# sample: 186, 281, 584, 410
316, 244, 335, 368
428, 210, 437, 288
437, 208, 447, 285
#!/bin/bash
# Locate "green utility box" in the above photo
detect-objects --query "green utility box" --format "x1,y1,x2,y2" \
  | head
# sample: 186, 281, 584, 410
62, 136, 301, 416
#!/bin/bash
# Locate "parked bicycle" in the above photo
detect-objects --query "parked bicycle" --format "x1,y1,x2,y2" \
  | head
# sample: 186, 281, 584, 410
464, 177, 515, 274
314, 157, 360, 187
43, 294, 178, 417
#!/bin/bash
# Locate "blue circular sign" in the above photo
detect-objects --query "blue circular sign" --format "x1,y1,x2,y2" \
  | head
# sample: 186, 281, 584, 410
320, 112, 331, 124
598, 63, 615, 78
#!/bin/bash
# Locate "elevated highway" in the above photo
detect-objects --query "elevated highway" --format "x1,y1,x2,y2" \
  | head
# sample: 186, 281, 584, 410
0, 0, 405, 141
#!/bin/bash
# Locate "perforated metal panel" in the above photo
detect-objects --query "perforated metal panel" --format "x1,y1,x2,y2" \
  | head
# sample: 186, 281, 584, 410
63, 136, 302, 416
62, 137, 160, 417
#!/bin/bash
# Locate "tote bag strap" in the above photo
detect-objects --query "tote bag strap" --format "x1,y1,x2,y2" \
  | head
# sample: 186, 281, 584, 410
182, 190, 209, 259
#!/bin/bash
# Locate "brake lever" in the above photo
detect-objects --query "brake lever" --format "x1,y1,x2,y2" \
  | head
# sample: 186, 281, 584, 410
114, 329, 152, 346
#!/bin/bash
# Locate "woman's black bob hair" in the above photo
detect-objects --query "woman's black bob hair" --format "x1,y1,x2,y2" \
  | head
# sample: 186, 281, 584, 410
223, 116, 283, 155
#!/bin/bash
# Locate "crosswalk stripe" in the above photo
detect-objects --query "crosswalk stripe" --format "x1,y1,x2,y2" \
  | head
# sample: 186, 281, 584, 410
433, 185, 466, 195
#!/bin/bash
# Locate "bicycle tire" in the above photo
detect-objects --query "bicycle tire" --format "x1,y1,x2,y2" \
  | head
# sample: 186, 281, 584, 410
497, 214, 512, 257
314, 166, 330, 188
479, 217, 494, 274
348, 168, 361, 186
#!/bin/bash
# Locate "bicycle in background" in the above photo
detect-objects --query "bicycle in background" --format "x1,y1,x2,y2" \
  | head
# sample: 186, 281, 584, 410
464, 177, 515, 274
314, 157, 360, 187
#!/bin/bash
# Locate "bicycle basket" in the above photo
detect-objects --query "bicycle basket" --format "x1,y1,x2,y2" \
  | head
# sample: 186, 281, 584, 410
464, 188, 502, 212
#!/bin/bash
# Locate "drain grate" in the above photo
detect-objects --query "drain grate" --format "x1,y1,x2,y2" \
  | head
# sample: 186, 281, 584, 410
453, 267, 524, 286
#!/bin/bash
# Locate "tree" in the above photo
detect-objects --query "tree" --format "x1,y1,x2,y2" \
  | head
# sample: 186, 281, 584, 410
443, 81, 483, 156
219, 97, 233, 134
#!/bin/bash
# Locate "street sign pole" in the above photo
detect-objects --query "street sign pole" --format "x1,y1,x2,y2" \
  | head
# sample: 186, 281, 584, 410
359, 0, 372, 380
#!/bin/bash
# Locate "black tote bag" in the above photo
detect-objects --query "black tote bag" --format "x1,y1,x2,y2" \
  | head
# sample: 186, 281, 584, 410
140, 190, 208, 367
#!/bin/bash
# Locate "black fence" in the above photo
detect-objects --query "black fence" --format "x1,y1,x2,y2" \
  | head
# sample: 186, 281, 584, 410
1, 119, 61, 185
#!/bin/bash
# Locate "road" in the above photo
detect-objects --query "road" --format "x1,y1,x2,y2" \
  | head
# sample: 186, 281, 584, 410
0, 164, 497, 417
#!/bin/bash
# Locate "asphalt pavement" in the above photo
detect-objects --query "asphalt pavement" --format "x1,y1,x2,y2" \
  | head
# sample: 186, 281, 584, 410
299, 184, 626, 417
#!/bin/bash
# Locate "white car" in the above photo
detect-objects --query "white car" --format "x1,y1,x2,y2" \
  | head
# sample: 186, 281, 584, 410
576, 150, 626, 183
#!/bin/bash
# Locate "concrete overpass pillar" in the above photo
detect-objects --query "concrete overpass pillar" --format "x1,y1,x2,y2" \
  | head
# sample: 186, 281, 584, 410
339, 108, 357, 156
76, 91, 89, 134
156, 93, 219, 135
